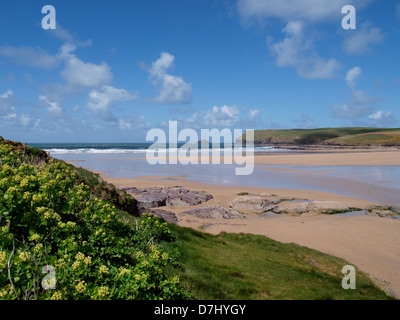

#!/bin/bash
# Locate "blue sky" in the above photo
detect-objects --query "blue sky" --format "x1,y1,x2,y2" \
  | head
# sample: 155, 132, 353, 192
0, 0, 399, 142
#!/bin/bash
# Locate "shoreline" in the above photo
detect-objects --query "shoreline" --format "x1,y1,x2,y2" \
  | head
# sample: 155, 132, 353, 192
60, 148, 400, 298
102, 172, 400, 299
94, 148, 400, 299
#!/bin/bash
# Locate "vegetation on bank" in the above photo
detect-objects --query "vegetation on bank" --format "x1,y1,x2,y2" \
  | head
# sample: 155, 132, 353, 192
240, 127, 400, 146
0, 137, 395, 300
0, 140, 189, 300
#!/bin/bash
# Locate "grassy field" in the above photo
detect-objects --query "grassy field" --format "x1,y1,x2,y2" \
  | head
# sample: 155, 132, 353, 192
163, 224, 394, 300
240, 127, 400, 146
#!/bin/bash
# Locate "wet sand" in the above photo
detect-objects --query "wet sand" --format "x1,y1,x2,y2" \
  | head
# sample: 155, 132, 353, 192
100, 150, 400, 298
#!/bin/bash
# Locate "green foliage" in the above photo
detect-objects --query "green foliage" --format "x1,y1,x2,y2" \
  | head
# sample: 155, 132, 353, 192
242, 127, 400, 146
61, 162, 139, 216
0, 144, 190, 300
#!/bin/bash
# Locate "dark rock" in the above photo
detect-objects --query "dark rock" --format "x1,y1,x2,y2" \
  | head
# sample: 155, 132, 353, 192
145, 209, 178, 225
121, 186, 213, 208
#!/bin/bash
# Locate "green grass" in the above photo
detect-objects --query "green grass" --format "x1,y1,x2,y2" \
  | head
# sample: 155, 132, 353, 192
325, 132, 400, 146
240, 127, 400, 146
163, 225, 394, 300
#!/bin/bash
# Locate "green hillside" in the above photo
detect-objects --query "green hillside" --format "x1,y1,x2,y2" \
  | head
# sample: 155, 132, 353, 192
240, 127, 400, 146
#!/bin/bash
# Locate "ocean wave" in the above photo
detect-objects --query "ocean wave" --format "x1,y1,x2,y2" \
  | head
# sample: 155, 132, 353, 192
45, 146, 286, 155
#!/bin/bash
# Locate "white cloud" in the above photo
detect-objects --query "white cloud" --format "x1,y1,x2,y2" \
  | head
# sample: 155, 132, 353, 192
147, 52, 192, 104
248, 108, 260, 120
343, 22, 384, 55
118, 118, 132, 130
331, 66, 396, 124
269, 21, 341, 79
0, 89, 16, 120
237, 0, 371, 23
203, 105, 240, 127
0, 46, 58, 69
39, 95, 64, 117
85, 85, 138, 120
180, 105, 264, 129
368, 110, 395, 124
20, 114, 30, 127
346, 66, 362, 88
116, 115, 150, 131
332, 89, 378, 120
3, 111, 17, 120
59, 44, 113, 89
48, 24, 75, 43
0, 89, 13, 99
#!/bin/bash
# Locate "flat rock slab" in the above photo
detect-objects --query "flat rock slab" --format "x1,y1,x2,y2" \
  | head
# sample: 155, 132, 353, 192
305, 201, 350, 213
274, 200, 351, 215
229, 195, 282, 213
121, 186, 213, 208
181, 205, 245, 219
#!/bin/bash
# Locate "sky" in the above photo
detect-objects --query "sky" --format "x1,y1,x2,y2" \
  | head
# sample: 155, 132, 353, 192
0, 0, 399, 143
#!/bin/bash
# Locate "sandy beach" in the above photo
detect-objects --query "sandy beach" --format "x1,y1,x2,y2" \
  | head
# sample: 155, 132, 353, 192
99, 149, 400, 299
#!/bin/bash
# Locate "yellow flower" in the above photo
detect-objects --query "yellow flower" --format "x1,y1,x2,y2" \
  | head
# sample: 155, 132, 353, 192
57, 222, 66, 228
75, 252, 85, 261
142, 260, 150, 267
83, 256, 92, 266
32, 194, 43, 202
34, 244, 43, 253
99, 265, 109, 275
66, 221, 76, 228
20, 178, 29, 188
72, 261, 81, 270
29, 233, 41, 242
75, 281, 87, 294
56, 258, 66, 268
161, 252, 169, 260
134, 274, 141, 281
118, 267, 131, 277
0, 251, 7, 269
97, 286, 109, 298
50, 291, 62, 300
18, 251, 30, 262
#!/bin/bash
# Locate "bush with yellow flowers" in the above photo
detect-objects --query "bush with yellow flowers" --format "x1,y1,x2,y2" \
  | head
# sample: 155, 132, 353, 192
0, 144, 190, 300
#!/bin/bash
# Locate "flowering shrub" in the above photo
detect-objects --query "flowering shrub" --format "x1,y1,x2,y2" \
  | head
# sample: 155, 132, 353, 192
0, 144, 190, 300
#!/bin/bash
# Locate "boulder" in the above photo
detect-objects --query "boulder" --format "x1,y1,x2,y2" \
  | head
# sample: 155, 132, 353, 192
147, 209, 178, 224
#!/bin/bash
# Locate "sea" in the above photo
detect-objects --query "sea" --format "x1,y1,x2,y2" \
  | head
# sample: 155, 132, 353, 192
29, 143, 283, 155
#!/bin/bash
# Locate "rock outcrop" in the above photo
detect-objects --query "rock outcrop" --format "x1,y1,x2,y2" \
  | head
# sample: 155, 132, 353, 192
181, 205, 244, 219
120, 186, 214, 224
229, 194, 282, 213
121, 186, 213, 208
272, 200, 350, 215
